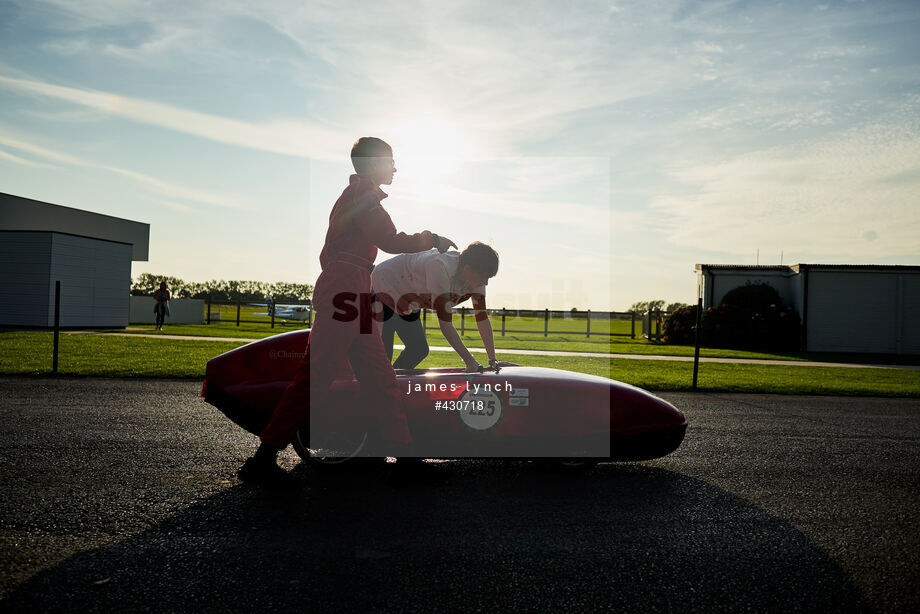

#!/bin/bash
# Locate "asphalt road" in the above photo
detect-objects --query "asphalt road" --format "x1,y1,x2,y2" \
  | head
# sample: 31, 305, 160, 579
0, 377, 917, 612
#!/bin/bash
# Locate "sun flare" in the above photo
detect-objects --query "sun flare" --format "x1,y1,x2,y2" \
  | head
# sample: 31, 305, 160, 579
391, 115, 470, 201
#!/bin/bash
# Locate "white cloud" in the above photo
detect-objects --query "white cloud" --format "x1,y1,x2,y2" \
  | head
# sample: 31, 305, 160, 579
0, 148, 50, 167
0, 132, 251, 209
693, 40, 724, 53
153, 199, 201, 214
0, 74, 347, 160
650, 114, 920, 261
806, 45, 874, 60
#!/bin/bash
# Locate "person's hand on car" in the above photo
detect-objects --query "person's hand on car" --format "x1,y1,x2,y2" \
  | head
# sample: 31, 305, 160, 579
465, 358, 483, 373
432, 233, 457, 254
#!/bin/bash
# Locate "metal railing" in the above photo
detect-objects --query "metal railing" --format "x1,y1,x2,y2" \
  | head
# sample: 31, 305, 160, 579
421, 308, 636, 338
204, 298, 313, 328
199, 298, 637, 338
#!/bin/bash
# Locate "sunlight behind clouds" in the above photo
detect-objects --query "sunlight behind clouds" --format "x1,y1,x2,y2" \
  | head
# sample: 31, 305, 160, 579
389, 114, 474, 204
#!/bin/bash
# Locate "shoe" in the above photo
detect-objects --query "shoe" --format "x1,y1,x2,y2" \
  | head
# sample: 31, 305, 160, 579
237, 457, 299, 488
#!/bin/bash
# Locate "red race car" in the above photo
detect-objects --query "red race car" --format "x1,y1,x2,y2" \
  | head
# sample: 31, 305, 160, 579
202, 330, 686, 465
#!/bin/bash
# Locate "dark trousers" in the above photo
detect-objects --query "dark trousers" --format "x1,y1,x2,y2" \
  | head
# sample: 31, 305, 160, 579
380, 303, 429, 370
154, 301, 167, 327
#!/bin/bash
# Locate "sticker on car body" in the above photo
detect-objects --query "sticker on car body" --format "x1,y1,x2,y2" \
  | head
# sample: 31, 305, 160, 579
458, 389, 502, 430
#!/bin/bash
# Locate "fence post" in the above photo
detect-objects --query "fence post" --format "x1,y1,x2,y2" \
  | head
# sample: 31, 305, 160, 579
586, 309, 591, 338
52, 280, 61, 374
270, 299, 275, 329
692, 297, 703, 390
630, 312, 635, 339
206, 294, 211, 325
655, 310, 662, 342
236, 299, 241, 327
501, 308, 506, 337
544, 308, 549, 337
307, 304, 312, 327
460, 307, 466, 335
422, 308, 427, 330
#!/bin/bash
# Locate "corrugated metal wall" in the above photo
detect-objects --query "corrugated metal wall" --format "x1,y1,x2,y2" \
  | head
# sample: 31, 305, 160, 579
0, 231, 52, 327
47, 233, 132, 327
807, 272, 899, 353
699, 266, 920, 355
902, 275, 920, 354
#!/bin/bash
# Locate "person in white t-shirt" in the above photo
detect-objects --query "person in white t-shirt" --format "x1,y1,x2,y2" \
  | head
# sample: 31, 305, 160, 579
372, 242, 499, 372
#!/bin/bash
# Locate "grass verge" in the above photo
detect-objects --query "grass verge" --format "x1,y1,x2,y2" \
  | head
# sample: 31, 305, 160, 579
115, 322, 920, 366
2, 331, 918, 397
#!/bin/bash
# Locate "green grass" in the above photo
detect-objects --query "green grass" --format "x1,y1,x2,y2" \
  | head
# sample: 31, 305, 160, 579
0, 331, 246, 378
2, 330, 919, 397
118, 319, 920, 366
414, 351, 920, 396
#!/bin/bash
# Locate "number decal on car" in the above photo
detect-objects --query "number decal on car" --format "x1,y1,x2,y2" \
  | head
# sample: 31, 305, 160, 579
458, 389, 502, 430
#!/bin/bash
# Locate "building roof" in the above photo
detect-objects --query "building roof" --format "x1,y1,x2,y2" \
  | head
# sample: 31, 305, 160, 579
696, 264, 920, 273
0, 192, 149, 260
695, 264, 789, 271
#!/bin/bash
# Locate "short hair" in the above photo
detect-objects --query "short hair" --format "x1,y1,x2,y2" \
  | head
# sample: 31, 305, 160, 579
459, 242, 499, 278
351, 137, 392, 173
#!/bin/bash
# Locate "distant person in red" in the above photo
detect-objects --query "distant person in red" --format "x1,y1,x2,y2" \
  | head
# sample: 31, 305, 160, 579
153, 281, 170, 331
238, 137, 456, 484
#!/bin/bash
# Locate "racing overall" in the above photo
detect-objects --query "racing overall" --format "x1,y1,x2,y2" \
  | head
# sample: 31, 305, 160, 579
259, 174, 435, 451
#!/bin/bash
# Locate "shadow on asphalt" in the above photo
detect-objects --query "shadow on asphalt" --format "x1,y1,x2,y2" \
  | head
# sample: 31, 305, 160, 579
2, 462, 865, 612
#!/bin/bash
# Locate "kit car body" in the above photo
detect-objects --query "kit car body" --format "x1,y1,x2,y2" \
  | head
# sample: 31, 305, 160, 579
202, 329, 686, 461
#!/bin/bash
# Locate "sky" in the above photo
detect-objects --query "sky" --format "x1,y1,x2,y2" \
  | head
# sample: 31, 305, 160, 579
1, 0, 918, 311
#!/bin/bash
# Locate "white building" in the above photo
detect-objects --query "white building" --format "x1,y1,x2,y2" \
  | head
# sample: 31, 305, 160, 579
696, 264, 920, 355
0, 192, 149, 328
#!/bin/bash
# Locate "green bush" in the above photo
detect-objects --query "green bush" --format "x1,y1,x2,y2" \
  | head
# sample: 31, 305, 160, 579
663, 304, 699, 345
701, 283, 801, 350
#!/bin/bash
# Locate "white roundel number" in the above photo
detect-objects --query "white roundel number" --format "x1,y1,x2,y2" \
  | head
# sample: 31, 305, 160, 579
458, 389, 502, 431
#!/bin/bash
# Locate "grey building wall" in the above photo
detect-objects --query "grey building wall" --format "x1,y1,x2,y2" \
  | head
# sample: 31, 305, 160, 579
806, 271, 899, 353
0, 192, 149, 260
806, 269, 920, 354
696, 264, 920, 355
0, 231, 132, 327
48, 233, 132, 327
0, 231, 52, 327
902, 274, 920, 354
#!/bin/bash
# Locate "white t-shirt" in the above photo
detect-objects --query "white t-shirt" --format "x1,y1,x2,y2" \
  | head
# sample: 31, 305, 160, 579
372, 249, 485, 315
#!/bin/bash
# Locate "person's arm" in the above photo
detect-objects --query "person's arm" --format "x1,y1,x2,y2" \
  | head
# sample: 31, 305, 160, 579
472, 293, 496, 367
428, 260, 480, 372
437, 305, 481, 372
356, 205, 451, 255
356, 203, 457, 254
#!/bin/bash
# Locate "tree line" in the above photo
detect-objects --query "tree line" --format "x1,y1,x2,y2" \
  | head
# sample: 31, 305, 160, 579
627, 300, 689, 314
131, 273, 313, 303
